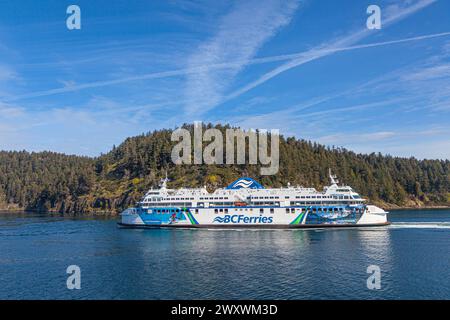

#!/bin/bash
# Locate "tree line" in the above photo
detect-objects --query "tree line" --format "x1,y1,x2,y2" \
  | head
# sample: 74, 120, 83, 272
0, 124, 448, 214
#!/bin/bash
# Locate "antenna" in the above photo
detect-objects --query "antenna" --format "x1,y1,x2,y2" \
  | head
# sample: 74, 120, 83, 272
160, 171, 169, 189
329, 168, 339, 185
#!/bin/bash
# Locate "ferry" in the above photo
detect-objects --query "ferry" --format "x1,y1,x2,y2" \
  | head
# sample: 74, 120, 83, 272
119, 171, 389, 229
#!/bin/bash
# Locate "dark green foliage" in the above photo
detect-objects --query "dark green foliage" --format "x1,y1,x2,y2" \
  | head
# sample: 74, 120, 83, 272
0, 151, 95, 213
0, 124, 448, 214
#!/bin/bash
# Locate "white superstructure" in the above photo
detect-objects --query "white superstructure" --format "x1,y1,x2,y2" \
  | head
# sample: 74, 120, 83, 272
120, 171, 389, 228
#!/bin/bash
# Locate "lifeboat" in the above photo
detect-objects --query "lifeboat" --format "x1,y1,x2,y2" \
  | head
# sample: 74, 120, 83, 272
234, 201, 248, 207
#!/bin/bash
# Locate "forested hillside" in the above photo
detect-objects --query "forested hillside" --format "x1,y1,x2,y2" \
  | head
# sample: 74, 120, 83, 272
0, 124, 449, 214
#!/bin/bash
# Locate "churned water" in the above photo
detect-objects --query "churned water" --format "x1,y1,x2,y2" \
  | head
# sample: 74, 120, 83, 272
0, 210, 449, 299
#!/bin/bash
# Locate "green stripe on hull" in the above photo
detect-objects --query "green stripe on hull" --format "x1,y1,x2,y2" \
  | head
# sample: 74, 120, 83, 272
290, 212, 305, 225
184, 210, 199, 225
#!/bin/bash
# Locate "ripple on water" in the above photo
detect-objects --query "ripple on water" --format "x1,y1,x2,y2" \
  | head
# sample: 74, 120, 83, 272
0, 211, 449, 299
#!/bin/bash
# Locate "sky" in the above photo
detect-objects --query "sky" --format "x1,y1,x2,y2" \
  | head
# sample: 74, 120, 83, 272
0, 0, 450, 159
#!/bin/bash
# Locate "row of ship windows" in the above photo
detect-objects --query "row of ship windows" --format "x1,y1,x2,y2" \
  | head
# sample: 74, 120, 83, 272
213, 208, 278, 214
251, 195, 339, 199
142, 201, 361, 207
148, 208, 292, 214
145, 195, 357, 202
218, 195, 353, 200
289, 201, 361, 205
148, 207, 360, 215
149, 198, 196, 201
211, 207, 350, 213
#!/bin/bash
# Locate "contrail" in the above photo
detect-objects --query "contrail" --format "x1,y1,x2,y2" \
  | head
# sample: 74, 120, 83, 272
215, 0, 442, 127
4, 32, 449, 101
223, 31, 450, 102
223, 0, 440, 103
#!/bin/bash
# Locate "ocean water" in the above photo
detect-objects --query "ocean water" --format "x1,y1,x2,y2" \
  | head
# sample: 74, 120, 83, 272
0, 209, 449, 300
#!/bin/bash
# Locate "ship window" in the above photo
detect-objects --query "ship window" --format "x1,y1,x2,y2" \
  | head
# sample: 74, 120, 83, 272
291, 208, 295, 213
219, 209, 223, 212
225, 209, 228, 213
195, 209, 199, 214
260, 208, 264, 213
270, 208, 274, 214
214, 209, 218, 214
286, 208, 290, 213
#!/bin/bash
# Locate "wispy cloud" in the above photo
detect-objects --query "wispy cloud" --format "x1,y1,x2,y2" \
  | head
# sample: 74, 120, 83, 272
0, 0, 438, 108
220, 27, 450, 160
0, 0, 448, 159
222, 0, 438, 103
0, 64, 18, 82
317, 131, 397, 145
182, 0, 300, 115
0, 102, 24, 118
314, 127, 450, 160
5, 30, 450, 103
402, 63, 450, 81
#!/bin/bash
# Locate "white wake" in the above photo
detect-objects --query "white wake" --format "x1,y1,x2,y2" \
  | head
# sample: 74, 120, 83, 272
389, 222, 450, 229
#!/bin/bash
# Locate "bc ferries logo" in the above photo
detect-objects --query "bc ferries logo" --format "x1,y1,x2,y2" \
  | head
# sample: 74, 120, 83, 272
225, 177, 264, 190
213, 215, 273, 224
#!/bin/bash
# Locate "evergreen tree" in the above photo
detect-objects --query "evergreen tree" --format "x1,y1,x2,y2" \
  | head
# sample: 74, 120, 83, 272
0, 124, 448, 214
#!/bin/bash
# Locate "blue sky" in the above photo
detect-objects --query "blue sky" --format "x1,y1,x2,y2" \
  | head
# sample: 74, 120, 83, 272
0, 0, 450, 159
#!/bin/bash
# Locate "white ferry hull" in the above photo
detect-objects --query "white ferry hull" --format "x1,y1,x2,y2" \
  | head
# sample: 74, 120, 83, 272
119, 205, 389, 229
117, 222, 390, 229
119, 175, 389, 229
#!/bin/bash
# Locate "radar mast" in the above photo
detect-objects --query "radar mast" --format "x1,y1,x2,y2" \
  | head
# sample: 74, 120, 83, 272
329, 168, 339, 186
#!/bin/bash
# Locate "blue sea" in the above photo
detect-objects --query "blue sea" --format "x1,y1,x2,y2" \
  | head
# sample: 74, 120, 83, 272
0, 209, 449, 300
